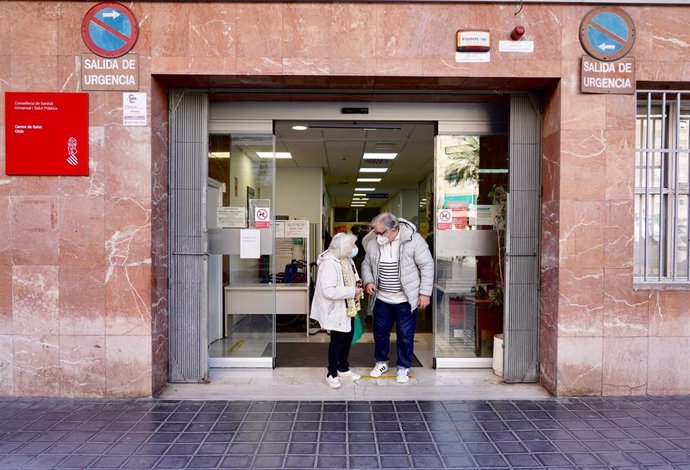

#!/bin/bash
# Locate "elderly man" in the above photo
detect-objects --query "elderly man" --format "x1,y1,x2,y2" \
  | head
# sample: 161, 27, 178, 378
361, 212, 434, 383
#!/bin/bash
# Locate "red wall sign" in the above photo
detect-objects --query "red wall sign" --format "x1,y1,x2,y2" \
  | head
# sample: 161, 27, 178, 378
5, 92, 89, 176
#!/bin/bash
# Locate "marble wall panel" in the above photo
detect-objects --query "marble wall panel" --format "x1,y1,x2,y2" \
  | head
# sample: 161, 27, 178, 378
560, 200, 605, 269
0, 336, 12, 396
59, 266, 105, 336
602, 337, 648, 396
542, 132, 561, 204
10, 55, 58, 91
12, 266, 59, 337
604, 200, 633, 269
10, 176, 60, 198
189, 5, 236, 59
58, 196, 105, 267
603, 269, 649, 337
625, 7, 654, 63
87, 93, 124, 128
235, 4, 283, 60
560, 7, 588, 60
11, 197, 59, 266
56, 55, 81, 95
150, 3, 190, 58
556, 337, 603, 396
56, 3, 84, 54
650, 7, 690, 63
543, 83, 561, 138
282, 3, 333, 60
283, 58, 330, 76
539, 267, 559, 395
105, 266, 152, 336
0, 266, 12, 335
374, 4, 425, 60
0, 197, 10, 265
649, 291, 690, 337
9, 3, 59, 56
561, 62, 607, 131
59, 335, 105, 397
104, 197, 151, 269
105, 336, 152, 397
557, 268, 603, 337
647, 337, 690, 395
604, 130, 635, 201
13, 335, 59, 396
331, 4, 378, 61
541, 200, 560, 270
606, 95, 636, 131
559, 130, 607, 201
104, 127, 151, 201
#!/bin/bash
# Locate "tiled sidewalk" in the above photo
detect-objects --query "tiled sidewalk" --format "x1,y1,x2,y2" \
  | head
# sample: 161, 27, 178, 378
1, 397, 690, 469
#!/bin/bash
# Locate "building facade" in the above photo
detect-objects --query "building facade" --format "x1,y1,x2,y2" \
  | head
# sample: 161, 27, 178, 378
0, 1, 689, 398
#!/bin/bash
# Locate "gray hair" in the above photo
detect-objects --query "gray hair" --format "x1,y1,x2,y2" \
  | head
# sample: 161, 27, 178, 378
372, 212, 399, 231
328, 232, 357, 259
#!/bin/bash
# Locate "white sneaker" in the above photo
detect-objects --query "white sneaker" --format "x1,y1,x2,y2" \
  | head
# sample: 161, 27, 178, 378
337, 370, 361, 381
326, 375, 341, 389
396, 368, 410, 384
369, 362, 389, 377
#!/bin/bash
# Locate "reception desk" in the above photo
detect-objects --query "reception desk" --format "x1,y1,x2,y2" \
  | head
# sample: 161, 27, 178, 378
224, 284, 310, 336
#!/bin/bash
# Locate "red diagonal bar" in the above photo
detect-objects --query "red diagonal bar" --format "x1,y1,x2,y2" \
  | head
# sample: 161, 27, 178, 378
90, 15, 130, 43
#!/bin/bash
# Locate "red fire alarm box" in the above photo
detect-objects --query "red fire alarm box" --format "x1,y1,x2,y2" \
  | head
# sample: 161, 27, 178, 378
5, 92, 89, 176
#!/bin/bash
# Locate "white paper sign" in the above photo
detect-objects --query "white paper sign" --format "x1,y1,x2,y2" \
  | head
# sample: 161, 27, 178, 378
274, 220, 286, 238
456, 52, 491, 63
285, 220, 309, 238
240, 229, 261, 259
122, 92, 146, 126
217, 207, 246, 228
499, 40, 534, 53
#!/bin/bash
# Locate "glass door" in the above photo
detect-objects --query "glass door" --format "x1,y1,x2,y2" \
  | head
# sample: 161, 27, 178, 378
207, 125, 276, 368
433, 133, 509, 368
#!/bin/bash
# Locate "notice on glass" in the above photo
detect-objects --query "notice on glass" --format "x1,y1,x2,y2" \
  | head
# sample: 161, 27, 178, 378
240, 229, 261, 259
217, 207, 246, 228
285, 220, 309, 238
274, 220, 286, 238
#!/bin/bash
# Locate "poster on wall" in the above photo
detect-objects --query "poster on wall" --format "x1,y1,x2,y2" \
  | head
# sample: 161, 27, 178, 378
5, 92, 89, 176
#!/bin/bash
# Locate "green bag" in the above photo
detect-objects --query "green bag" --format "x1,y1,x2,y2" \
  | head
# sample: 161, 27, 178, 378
351, 313, 363, 345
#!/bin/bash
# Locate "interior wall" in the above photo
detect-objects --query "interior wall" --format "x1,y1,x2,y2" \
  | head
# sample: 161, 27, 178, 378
276, 167, 323, 224
401, 188, 418, 224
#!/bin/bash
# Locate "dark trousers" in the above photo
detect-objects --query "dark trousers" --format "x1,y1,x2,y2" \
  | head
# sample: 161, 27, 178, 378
328, 318, 355, 378
373, 299, 417, 369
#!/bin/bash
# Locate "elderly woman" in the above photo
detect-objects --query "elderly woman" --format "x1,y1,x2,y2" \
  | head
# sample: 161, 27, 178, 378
310, 232, 364, 389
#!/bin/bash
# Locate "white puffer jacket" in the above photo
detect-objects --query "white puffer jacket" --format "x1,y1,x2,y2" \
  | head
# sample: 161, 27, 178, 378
361, 218, 434, 311
309, 251, 360, 333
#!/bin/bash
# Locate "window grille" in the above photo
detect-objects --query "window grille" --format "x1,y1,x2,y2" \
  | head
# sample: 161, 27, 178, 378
634, 91, 690, 285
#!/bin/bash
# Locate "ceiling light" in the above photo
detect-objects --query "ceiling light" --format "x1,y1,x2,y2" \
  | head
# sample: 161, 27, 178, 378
363, 153, 397, 160
256, 152, 292, 159
208, 152, 230, 159
359, 168, 388, 173
357, 178, 381, 183
351, 203, 365, 207
353, 193, 366, 197
478, 169, 509, 174
355, 187, 375, 191
291, 125, 308, 131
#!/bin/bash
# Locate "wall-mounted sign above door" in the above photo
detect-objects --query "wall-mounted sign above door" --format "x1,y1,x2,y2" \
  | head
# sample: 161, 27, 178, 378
579, 7, 635, 62
81, 2, 139, 58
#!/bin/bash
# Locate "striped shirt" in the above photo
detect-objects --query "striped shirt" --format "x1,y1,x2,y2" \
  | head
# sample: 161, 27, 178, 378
378, 261, 402, 293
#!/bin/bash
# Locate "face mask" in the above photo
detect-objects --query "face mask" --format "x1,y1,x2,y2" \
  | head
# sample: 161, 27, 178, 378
377, 235, 389, 245
349, 247, 358, 258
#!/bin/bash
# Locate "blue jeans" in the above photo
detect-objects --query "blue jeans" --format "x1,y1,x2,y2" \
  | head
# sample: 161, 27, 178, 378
373, 299, 417, 369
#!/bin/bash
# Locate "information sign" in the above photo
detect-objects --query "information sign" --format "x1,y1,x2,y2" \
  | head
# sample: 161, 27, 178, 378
5, 92, 89, 176
81, 53, 139, 91
581, 56, 635, 95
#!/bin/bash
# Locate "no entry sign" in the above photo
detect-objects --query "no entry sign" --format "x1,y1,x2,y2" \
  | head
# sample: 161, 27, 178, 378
81, 2, 139, 58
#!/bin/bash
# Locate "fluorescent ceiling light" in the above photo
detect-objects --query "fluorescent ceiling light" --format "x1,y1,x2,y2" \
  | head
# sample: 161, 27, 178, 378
355, 187, 375, 191
291, 125, 308, 131
357, 178, 381, 183
478, 169, 509, 174
208, 152, 230, 159
363, 153, 397, 160
256, 151, 292, 159
359, 168, 388, 173
353, 193, 366, 197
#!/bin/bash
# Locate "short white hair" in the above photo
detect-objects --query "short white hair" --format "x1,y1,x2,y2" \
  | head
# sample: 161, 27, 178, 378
328, 232, 357, 259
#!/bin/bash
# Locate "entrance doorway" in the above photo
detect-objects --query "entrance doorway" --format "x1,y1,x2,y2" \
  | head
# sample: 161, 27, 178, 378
168, 97, 541, 383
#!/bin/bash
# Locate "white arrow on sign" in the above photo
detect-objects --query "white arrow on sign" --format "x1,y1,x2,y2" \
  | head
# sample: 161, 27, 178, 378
102, 10, 120, 19
598, 43, 616, 51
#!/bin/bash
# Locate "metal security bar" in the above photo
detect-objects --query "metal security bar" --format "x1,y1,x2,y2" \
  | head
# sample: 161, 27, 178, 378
635, 91, 690, 285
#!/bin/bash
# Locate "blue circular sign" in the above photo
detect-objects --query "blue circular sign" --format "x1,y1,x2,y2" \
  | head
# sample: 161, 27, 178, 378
81, 2, 139, 58
580, 7, 635, 62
